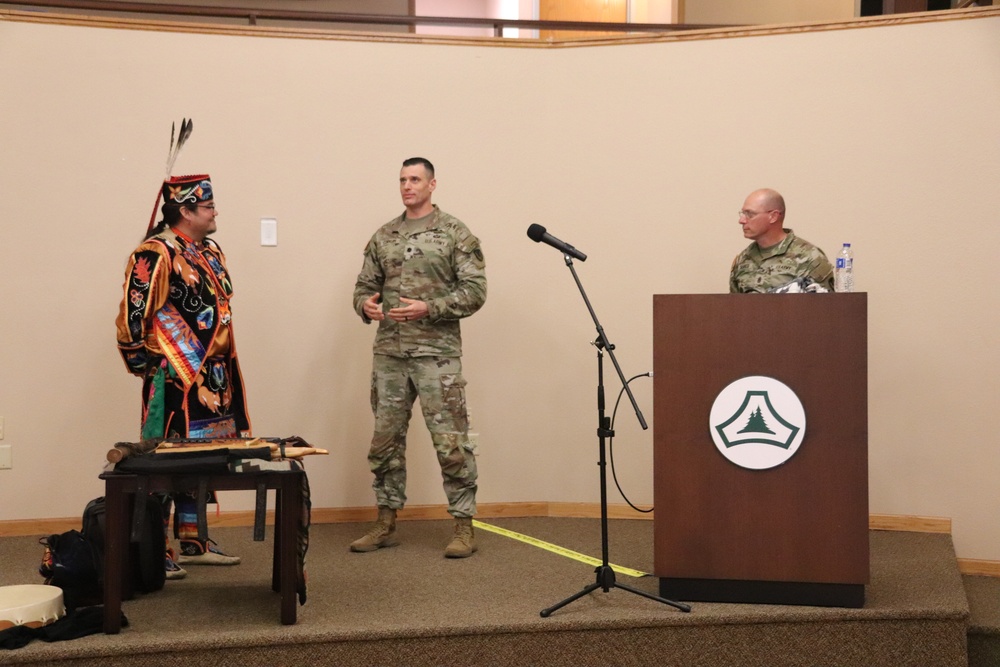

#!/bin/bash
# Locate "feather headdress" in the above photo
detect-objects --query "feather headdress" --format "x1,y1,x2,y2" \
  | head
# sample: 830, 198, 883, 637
146, 118, 197, 234
164, 118, 193, 178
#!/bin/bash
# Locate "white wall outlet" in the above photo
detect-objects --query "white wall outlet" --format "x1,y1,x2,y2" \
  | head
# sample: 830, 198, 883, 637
0, 445, 11, 470
260, 218, 278, 246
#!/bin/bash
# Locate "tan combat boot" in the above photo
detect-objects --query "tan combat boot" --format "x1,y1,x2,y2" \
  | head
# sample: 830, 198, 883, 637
350, 507, 400, 552
444, 517, 478, 558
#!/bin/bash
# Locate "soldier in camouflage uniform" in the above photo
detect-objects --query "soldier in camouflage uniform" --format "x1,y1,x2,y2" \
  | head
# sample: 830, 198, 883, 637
729, 188, 834, 293
351, 157, 487, 558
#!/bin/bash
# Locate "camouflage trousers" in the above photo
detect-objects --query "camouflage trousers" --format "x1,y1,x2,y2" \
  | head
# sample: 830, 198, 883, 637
368, 354, 478, 518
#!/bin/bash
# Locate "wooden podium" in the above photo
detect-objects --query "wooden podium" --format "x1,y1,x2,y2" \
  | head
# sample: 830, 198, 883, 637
652, 293, 868, 607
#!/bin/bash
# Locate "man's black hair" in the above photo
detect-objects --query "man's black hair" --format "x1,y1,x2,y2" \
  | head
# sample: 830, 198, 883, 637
145, 202, 197, 240
402, 157, 435, 179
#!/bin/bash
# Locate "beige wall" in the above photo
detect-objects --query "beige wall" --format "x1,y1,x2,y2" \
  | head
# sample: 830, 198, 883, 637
682, 0, 856, 24
1, 10, 998, 561
415, 0, 492, 37
414, 0, 531, 38
9, 0, 414, 31
631, 0, 680, 24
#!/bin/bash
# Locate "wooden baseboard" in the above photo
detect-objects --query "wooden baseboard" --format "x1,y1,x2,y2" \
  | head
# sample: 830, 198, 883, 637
0, 501, 555, 537
0, 504, 943, 534
868, 513, 951, 534
957, 559, 1000, 577
3, 503, 994, 576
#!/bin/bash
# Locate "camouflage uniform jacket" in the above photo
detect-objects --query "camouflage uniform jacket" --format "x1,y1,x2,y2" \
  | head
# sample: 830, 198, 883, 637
729, 229, 834, 294
353, 206, 487, 358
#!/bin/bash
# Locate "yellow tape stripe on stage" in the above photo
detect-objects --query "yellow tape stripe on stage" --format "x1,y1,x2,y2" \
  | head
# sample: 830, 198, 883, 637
473, 520, 649, 579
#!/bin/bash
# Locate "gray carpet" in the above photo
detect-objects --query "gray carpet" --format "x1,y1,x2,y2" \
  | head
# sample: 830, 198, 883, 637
965, 574, 1000, 667
0, 519, 976, 666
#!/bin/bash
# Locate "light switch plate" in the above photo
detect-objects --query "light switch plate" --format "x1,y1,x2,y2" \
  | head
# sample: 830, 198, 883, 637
261, 218, 278, 246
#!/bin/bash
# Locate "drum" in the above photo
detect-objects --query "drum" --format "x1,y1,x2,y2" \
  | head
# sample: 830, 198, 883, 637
0, 584, 65, 630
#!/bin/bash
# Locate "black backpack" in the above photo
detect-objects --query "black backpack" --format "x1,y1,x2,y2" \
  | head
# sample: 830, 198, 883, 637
84, 495, 166, 595
128, 495, 167, 594
41, 495, 166, 605
39, 529, 102, 610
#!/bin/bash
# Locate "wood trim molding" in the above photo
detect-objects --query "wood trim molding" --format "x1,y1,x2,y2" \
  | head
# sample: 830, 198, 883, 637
2, 4, 998, 49
868, 513, 951, 533
0, 503, 952, 533
4, 504, 994, 575
957, 559, 1000, 577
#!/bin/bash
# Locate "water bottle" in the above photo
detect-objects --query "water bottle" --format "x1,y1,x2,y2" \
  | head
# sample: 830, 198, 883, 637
834, 243, 854, 293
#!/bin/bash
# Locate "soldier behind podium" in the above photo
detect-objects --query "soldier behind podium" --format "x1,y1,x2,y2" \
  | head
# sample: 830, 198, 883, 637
351, 157, 487, 558
729, 188, 834, 293
116, 122, 250, 579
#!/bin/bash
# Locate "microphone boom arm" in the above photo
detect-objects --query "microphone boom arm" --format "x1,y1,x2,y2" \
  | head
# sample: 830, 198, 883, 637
565, 255, 647, 430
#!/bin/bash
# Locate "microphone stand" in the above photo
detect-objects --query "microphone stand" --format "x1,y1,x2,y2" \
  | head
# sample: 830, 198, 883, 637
540, 254, 690, 618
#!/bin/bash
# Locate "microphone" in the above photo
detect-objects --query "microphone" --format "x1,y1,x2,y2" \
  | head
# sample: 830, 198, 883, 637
526, 224, 587, 262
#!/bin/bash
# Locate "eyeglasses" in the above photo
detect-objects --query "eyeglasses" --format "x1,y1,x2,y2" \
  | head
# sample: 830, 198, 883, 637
738, 209, 777, 219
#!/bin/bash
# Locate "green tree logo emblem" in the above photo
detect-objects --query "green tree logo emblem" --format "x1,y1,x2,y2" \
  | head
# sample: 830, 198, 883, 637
714, 391, 800, 450
738, 407, 775, 435
709, 377, 806, 470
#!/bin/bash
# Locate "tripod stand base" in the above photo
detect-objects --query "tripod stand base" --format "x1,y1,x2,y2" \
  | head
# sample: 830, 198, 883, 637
540, 566, 691, 617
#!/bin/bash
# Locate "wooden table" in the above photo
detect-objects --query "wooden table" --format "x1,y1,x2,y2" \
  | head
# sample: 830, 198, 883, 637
99, 468, 304, 633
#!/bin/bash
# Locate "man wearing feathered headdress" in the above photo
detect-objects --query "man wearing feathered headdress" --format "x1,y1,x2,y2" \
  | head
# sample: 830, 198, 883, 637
115, 121, 250, 579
